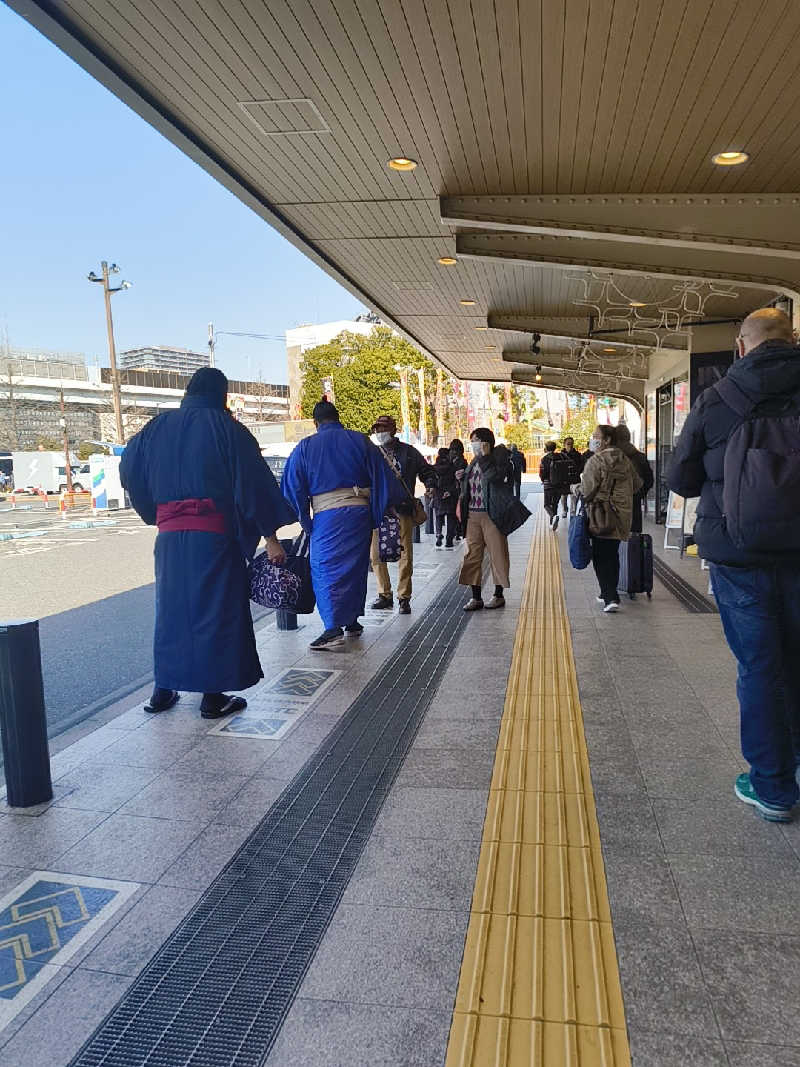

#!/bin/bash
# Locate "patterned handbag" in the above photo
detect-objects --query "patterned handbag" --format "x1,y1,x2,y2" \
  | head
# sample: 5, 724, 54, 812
378, 516, 404, 562
249, 551, 303, 609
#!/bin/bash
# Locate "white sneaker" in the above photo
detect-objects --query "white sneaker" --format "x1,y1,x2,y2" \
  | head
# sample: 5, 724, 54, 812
596, 596, 605, 604
603, 601, 620, 613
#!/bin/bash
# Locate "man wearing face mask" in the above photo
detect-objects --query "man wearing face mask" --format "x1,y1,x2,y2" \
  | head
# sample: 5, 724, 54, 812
369, 414, 436, 614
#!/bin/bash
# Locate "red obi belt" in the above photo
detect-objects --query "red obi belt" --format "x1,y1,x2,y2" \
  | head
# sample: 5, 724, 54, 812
156, 498, 228, 535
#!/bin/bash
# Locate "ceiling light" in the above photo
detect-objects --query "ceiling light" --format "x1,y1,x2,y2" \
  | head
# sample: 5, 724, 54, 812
460, 299, 476, 306
475, 325, 488, 330
486, 345, 497, 350
712, 150, 749, 166
437, 256, 457, 266
535, 365, 543, 382
629, 301, 646, 308
603, 347, 617, 352
388, 157, 418, 171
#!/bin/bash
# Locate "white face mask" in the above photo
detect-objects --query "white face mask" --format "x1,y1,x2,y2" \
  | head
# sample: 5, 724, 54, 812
374, 432, 393, 446
470, 440, 482, 456
588, 437, 601, 453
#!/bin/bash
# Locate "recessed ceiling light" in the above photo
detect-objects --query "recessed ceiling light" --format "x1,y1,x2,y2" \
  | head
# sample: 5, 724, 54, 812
437, 256, 457, 266
629, 301, 646, 308
388, 156, 418, 171
603, 347, 617, 352
712, 150, 749, 166
475, 325, 488, 330
460, 299, 476, 306
486, 345, 497, 350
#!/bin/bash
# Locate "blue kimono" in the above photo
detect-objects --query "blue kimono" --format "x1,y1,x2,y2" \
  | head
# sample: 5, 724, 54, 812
120, 394, 296, 693
281, 422, 400, 629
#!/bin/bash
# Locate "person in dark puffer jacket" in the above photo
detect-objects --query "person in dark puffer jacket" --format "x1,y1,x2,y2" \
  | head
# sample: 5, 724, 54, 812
669, 308, 800, 823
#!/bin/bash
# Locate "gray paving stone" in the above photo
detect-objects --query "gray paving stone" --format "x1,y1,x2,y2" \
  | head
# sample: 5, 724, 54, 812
587, 753, 648, 797
261, 740, 323, 780
628, 1030, 728, 1066
266, 998, 451, 1067
422, 693, 505, 722
654, 798, 796, 859
693, 927, 800, 1045
628, 720, 728, 762
343, 833, 481, 911
576, 694, 628, 722
300, 903, 468, 1012
593, 792, 665, 852
119, 768, 250, 822
613, 918, 719, 1038
582, 721, 637, 759
99, 728, 198, 769
52, 812, 205, 883
0, 864, 32, 896
393, 746, 495, 790
79, 884, 200, 976
726, 1041, 800, 1065
0, 967, 131, 1067
158, 821, 253, 889
637, 755, 743, 800
669, 853, 800, 933
373, 786, 488, 840
170, 737, 278, 776
52, 760, 161, 813
602, 848, 684, 923
413, 716, 500, 750
213, 776, 289, 830
0, 807, 108, 867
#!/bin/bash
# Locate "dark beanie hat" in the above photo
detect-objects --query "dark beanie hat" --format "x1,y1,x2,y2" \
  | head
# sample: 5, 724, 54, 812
185, 367, 228, 408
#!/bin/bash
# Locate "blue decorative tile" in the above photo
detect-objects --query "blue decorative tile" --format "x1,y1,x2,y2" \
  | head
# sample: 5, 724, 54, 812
0, 872, 139, 1031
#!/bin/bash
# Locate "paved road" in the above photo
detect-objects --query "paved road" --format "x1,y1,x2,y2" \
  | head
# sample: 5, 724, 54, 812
0, 504, 269, 741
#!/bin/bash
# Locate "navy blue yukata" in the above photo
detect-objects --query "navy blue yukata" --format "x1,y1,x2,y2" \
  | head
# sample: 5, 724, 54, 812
281, 422, 400, 630
120, 394, 296, 693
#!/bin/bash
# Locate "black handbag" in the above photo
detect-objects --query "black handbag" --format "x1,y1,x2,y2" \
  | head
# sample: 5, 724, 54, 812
488, 482, 531, 537
278, 532, 316, 614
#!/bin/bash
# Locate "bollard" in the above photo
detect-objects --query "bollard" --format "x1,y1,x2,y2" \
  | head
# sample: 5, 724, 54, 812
276, 609, 298, 631
0, 620, 53, 807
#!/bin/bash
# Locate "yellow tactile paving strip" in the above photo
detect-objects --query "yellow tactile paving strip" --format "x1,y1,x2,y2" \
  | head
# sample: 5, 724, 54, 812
445, 515, 631, 1066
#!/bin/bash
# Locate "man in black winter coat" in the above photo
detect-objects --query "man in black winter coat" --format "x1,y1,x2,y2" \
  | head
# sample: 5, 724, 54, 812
369, 414, 436, 614
539, 442, 570, 530
614, 424, 653, 533
508, 443, 527, 498
669, 308, 800, 822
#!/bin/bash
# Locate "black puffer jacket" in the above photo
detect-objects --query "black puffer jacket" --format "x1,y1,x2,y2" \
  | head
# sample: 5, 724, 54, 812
668, 339, 800, 566
431, 456, 459, 514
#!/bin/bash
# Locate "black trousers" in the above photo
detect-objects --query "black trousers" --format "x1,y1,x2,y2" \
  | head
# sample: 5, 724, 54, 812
592, 537, 620, 604
543, 487, 561, 517
435, 510, 456, 544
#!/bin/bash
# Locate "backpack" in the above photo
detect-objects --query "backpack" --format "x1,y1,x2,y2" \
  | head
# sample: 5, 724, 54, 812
714, 376, 800, 553
548, 453, 571, 487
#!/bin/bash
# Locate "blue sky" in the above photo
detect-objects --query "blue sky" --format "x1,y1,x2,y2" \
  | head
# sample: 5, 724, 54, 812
0, 4, 362, 383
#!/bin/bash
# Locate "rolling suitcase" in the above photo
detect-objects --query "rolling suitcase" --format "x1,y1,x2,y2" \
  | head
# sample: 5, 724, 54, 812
618, 532, 653, 600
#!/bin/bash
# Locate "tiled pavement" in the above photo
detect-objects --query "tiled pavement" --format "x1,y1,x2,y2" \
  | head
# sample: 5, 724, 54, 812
562, 523, 800, 1066
2, 492, 799, 1065
0, 528, 529, 1067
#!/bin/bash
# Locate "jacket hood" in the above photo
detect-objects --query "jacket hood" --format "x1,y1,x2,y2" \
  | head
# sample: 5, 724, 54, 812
727, 339, 800, 398
592, 446, 630, 475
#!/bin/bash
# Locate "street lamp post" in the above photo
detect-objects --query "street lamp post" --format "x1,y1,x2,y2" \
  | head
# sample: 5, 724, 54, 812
88, 261, 132, 445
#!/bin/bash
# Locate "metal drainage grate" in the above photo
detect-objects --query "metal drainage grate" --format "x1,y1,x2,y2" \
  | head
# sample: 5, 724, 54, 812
653, 555, 718, 614
69, 572, 474, 1067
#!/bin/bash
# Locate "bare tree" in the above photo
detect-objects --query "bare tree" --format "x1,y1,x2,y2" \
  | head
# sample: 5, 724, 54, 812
0, 328, 20, 450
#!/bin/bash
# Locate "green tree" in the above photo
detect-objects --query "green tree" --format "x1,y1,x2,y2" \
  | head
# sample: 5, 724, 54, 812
559, 408, 597, 451
503, 423, 532, 450
299, 326, 435, 433
77, 441, 109, 460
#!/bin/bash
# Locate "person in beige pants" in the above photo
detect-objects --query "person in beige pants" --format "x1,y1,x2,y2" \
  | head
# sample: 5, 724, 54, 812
458, 427, 512, 611
368, 414, 435, 615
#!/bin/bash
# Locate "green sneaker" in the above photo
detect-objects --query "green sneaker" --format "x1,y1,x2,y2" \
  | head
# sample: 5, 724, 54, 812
734, 772, 794, 823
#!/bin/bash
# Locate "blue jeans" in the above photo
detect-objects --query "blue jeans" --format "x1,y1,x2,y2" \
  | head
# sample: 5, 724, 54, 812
710, 563, 800, 808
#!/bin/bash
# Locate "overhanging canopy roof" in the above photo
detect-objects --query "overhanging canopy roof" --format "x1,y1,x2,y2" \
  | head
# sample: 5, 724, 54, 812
9, 0, 797, 402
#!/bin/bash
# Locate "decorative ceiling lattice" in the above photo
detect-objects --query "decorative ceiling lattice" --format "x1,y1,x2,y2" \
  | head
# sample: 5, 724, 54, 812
571, 274, 740, 350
